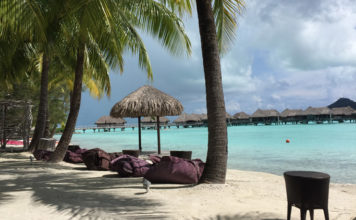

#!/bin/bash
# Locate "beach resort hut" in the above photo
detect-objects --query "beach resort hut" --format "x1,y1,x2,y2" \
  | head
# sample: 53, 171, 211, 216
110, 85, 183, 154
280, 109, 304, 124
174, 113, 202, 127
231, 112, 250, 125
141, 116, 169, 127
251, 109, 280, 125
330, 106, 354, 122
95, 116, 126, 128
302, 107, 331, 123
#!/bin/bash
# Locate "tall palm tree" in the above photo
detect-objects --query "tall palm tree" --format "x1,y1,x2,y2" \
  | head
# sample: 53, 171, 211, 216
0, 0, 76, 152
162, 0, 244, 183
49, 0, 192, 162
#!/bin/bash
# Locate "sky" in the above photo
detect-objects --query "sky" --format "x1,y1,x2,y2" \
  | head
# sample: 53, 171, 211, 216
77, 0, 356, 126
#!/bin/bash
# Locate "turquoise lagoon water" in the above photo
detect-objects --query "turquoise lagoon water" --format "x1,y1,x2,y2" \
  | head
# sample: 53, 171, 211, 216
56, 123, 356, 184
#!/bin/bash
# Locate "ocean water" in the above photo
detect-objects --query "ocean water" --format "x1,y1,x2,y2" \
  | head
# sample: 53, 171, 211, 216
56, 123, 356, 184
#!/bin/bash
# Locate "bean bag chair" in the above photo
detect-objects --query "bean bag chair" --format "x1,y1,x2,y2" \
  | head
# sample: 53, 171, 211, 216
33, 150, 53, 161
144, 156, 205, 184
82, 148, 111, 170
67, 145, 81, 153
110, 154, 151, 177
64, 151, 84, 163
75, 148, 88, 155
148, 155, 161, 164
109, 152, 123, 161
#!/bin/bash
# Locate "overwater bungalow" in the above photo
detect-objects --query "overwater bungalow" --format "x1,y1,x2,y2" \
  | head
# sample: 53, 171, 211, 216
251, 109, 280, 125
199, 112, 233, 126
280, 109, 304, 124
141, 116, 170, 129
301, 107, 331, 123
95, 116, 126, 128
330, 106, 355, 122
231, 112, 250, 125
174, 113, 202, 127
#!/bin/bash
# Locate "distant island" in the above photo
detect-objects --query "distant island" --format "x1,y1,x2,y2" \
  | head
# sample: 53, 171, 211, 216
328, 98, 356, 110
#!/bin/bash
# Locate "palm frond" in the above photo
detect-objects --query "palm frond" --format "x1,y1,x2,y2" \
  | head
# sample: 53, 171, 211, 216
213, 0, 245, 54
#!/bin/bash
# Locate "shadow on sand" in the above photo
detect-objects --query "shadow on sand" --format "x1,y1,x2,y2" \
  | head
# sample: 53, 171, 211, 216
205, 213, 284, 220
0, 155, 170, 219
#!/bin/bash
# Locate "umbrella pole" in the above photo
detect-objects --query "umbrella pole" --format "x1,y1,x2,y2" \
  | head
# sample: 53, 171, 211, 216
157, 116, 161, 154
138, 116, 142, 152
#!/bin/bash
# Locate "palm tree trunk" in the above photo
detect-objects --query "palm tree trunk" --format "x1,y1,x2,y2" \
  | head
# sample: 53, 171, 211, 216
49, 44, 85, 162
196, 0, 228, 184
28, 52, 49, 152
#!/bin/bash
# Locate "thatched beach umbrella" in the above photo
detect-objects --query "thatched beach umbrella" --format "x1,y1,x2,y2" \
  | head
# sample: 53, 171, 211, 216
110, 85, 183, 154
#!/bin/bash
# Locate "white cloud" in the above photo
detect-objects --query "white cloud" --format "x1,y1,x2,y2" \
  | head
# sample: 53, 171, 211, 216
77, 0, 356, 124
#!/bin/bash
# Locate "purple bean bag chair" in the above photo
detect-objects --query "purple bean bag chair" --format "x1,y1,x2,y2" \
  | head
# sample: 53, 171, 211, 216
109, 152, 123, 161
144, 156, 205, 184
148, 155, 162, 164
67, 145, 81, 153
33, 150, 53, 161
82, 148, 111, 170
64, 150, 84, 163
110, 155, 151, 177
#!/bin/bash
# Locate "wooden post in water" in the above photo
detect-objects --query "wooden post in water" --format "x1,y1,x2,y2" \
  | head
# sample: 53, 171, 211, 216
138, 116, 142, 151
157, 116, 161, 154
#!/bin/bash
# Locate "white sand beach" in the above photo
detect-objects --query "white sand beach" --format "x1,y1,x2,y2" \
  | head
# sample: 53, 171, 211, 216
0, 152, 355, 220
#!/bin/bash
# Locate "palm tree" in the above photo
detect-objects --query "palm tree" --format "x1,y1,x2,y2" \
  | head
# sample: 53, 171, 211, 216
49, 0, 192, 162
0, 0, 76, 152
161, 0, 244, 183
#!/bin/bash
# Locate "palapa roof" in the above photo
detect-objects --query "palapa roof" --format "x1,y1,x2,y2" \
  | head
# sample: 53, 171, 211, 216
331, 106, 355, 116
141, 116, 170, 123
110, 85, 183, 118
174, 113, 202, 123
95, 116, 126, 125
251, 109, 280, 118
280, 109, 303, 117
233, 112, 250, 119
302, 107, 331, 115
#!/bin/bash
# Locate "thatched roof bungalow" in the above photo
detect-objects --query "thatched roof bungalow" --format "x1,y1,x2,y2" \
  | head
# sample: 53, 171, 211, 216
302, 107, 331, 116
280, 109, 304, 124
141, 116, 170, 124
280, 109, 303, 118
251, 109, 280, 125
301, 107, 331, 123
231, 112, 250, 125
233, 112, 250, 119
174, 113, 202, 125
330, 106, 355, 122
95, 116, 126, 127
331, 106, 354, 116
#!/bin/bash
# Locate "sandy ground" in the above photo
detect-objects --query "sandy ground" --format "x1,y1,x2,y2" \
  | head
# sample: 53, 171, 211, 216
0, 152, 355, 220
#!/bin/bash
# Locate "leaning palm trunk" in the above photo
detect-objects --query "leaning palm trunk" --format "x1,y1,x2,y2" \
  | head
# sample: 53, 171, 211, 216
29, 53, 49, 152
49, 44, 85, 162
196, 0, 228, 184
